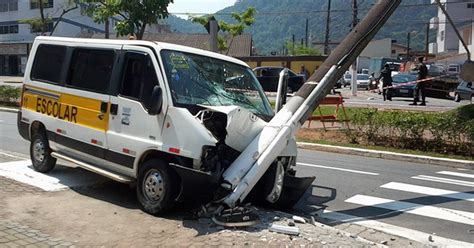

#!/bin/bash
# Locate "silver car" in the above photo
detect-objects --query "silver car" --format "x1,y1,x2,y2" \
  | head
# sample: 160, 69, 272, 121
454, 81, 473, 102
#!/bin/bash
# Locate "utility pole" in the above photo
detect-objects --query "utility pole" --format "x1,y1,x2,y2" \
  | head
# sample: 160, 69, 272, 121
407, 31, 411, 61
209, 20, 219, 53
324, 0, 331, 54
292, 34, 295, 50
350, 0, 358, 96
424, 22, 430, 61
305, 18, 309, 47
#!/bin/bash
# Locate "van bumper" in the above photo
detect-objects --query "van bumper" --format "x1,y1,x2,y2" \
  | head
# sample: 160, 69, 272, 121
17, 111, 30, 141
170, 163, 218, 203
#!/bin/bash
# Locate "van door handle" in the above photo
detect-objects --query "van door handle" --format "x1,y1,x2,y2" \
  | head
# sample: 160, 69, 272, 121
97, 114, 104, 120
110, 104, 118, 115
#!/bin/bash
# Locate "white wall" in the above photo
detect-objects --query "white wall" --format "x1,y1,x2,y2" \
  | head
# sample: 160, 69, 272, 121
0, 0, 104, 42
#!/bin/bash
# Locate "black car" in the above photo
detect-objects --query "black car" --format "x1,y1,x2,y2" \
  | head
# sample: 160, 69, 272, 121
391, 73, 417, 97
253, 66, 305, 93
454, 80, 473, 102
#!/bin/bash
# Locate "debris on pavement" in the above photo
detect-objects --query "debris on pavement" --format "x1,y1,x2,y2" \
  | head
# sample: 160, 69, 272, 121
292, 215, 306, 224
269, 224, 300, 236
287, 219, 295, 226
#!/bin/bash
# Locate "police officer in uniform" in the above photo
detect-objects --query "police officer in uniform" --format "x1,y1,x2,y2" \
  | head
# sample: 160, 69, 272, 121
410, 57, 428, 106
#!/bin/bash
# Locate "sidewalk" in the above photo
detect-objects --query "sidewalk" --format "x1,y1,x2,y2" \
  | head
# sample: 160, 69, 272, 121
0, 156, 381, 247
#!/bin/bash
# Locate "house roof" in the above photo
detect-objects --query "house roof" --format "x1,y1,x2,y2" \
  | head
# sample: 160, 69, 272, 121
91, 33, 253, 57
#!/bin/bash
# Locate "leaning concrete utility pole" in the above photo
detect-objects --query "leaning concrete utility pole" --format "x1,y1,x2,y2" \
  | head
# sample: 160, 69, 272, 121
221, 0, 402, 208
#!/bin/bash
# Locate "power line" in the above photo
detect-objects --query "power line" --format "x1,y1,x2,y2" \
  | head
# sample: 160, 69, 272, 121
170, 1, 474, 16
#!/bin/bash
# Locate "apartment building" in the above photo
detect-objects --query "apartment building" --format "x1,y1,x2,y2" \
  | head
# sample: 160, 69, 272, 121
429, 0, 473, 60
0, 0, 105, 76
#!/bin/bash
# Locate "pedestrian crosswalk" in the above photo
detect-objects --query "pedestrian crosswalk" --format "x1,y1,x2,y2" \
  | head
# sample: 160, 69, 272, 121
323, 168, 474, 246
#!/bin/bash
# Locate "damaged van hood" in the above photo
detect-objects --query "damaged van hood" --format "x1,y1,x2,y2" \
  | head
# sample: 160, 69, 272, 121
201, 105, 267, 152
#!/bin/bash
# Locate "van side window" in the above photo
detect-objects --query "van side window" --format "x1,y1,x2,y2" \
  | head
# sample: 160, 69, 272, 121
31, 44, 66, 84
66, 48, 115, 93
120, 53, 159, 109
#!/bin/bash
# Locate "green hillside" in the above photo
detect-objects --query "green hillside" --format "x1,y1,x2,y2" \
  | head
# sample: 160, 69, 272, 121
164, 0, 437, 55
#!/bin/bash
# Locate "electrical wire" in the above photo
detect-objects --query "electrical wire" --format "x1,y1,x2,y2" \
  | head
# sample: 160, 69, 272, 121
169, 0, 474, 16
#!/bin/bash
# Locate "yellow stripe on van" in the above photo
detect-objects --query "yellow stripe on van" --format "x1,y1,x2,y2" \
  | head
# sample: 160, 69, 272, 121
22, 86, 109, 131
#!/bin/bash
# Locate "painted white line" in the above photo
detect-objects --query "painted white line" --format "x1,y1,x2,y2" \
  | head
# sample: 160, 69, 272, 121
0, 160, 105, 191
296, 162, 379, 176
345, 194, 474, 225
437, 171, 474, 179
380, 182, 474, 202
412, 175, 474, 188
322, 210, 473, 247
0, 160, 68, 191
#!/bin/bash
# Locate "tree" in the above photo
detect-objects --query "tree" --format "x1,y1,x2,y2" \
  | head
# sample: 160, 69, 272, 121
190, 7, 256, 54
20, 0, 78, 36
81, 0, 173, 40
285, 42, 321, 56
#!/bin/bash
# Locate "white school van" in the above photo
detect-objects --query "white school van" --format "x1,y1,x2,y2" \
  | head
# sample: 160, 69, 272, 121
18, 37, 310, 214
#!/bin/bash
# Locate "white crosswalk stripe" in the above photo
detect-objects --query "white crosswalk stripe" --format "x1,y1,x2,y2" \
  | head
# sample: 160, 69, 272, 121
321, 175, 474, 245
436, 170, 474, 179
345, 194, 474, 225
322, 210, 473, 247
412, 175, 474, 187
380, 182, 474, 202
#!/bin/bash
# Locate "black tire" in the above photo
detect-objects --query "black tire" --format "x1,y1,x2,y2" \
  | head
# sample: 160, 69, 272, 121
136, 159, 177, 215
454, 93, 461, 102
30, 132, 56, 173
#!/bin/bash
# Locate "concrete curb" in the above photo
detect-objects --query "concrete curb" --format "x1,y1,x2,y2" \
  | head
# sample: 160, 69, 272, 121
297, 142, 474, 170
0, 107, 19, 113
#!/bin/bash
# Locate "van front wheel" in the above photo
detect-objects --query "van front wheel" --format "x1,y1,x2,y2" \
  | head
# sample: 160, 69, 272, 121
137, 159, 177, 215
30, 132, 56, 173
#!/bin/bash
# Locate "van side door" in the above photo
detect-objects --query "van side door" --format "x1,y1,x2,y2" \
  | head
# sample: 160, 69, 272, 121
54, 47, 119, 165
106, 46, 168, 176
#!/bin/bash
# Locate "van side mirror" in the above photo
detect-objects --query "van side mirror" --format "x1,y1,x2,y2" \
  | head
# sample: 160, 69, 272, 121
148, 85, 163, 115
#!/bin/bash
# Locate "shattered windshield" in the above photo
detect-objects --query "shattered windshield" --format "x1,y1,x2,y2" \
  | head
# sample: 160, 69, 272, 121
161, 50, 273, 118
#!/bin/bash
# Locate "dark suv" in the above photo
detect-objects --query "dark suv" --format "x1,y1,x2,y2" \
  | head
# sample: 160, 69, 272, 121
253, 66, 305, 93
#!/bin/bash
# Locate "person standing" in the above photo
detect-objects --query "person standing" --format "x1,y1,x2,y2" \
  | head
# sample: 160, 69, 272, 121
299, 64, 310, 81
410, 57, 428, 106
379, 64, 393, 101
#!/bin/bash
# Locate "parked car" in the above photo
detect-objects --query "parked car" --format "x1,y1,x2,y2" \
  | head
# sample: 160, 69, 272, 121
342, 73, 351, 87
356, 74, 370, 90
253, 66, 305, 93
391, 73, 417, 98
454, 80, 473, 102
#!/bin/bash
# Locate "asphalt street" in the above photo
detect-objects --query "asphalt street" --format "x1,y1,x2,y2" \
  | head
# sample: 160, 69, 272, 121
1, 111, 473, 245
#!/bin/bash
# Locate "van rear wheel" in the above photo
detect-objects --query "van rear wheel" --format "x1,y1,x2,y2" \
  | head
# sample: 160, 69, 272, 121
30, 132, 56, 173
137, 159, 177, 215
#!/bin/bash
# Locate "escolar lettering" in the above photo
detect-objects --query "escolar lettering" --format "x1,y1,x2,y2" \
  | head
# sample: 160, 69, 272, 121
36, 97, 78, 123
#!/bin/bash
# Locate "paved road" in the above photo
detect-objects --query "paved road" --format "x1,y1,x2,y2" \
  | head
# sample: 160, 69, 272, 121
1, 111, 473, 245
337, 87, 469, 111
294, 149, 474, 245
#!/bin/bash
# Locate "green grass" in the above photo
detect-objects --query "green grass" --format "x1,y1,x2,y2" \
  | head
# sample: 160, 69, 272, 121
297, 136, 474, 161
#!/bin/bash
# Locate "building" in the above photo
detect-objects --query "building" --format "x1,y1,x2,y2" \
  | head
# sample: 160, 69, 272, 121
429, 0, 473, 61
92, 33, 254, 57
360, 38, 409, 59
0, 0, 105, 76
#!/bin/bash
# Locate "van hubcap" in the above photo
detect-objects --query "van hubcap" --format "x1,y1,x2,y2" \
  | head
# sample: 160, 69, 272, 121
143, 169, 164, 202
33, 140, 45, 162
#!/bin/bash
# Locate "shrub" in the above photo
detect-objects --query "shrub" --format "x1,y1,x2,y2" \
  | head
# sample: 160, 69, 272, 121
344, 105, 473, 157
0, 86, 21, 103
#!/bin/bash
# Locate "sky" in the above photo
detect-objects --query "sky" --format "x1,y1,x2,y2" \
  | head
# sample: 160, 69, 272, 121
168, 0, 236, 18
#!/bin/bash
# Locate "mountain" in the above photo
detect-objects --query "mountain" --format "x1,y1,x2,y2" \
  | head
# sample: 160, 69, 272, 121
164, 0, 437, 55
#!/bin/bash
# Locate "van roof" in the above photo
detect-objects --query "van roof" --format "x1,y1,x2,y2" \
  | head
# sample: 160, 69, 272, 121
34, 36, 248, 67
